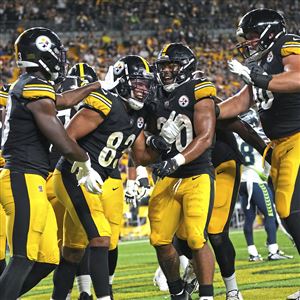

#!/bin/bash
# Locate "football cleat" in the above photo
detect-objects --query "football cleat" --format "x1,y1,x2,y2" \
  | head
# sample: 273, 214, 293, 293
153, 267, 169, 292
286, 290, 300, 300
268, 250, 293, 261
78, 292, 93, 300
170, 290, 192, 300
183, 260, 199, 296
226, 289, 244, 300
248, 254, 263, 262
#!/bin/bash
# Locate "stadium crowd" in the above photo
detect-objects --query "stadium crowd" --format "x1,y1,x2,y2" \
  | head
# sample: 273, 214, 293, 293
1, 0, 300, 98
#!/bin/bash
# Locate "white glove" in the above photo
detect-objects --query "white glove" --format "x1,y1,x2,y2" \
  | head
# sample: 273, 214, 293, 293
160, 111, 185, 144
71, 155, 103, 194
125, 179, 138, 208
135, 166, 151, 201
99, 66, 120, 90
228, 59, 253, 85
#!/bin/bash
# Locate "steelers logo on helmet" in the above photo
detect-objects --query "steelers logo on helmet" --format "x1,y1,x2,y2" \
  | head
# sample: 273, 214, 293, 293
178, 95, 189, 107
113, 60, 125, 76
35, 35, 52, 52
137, 117, 144, 129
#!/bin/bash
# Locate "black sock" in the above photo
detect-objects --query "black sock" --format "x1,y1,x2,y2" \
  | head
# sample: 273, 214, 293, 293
199, 284, 214, 297
0, 259, 6, 276
19, 262, 56, 296
108, 247, 118, 276
167, 278, 184, 295
77, 248, 90, 276
209, 232, 236, 277
52, 257, 78, 300
89, 246, 109, 298
0, 256, 34, 300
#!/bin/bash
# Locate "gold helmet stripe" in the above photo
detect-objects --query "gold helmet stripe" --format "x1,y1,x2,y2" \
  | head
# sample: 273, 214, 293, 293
161, 44, 171, 56
79, 63, 85, 79
139, 56, 150, 72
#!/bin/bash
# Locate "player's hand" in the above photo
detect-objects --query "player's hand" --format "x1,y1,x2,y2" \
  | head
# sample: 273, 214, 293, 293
99, 66, 120, 90
160, 111, 185, 144
228, 59, 253, 85
125, 179, 138, 208
71, 155, 103, 194
147, 135, 171, 153
135, 168, 151, 201
152, 158, 179, 178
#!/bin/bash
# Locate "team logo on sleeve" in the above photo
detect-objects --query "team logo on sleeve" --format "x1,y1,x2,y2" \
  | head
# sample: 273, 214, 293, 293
137, 117, 144, 128
178, 95, 189, 107
36, 36, 52, 52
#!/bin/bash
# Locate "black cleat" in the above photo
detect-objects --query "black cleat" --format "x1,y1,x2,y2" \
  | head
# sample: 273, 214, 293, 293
171, 290, 192, 300
78, 292, 93, 300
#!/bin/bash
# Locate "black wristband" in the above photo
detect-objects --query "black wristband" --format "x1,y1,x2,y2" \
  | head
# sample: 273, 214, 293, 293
250, 68, 273, 90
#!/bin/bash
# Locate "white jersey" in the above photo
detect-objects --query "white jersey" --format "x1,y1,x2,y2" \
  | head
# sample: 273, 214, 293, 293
234, 126, 270, 183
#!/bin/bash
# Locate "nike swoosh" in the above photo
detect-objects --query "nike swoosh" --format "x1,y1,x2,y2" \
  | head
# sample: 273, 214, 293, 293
286, 147, 294, 154
217, 170, 225, 175
192, 175, 201, 180
292, 37, 300, 41
112, 187, 119, 191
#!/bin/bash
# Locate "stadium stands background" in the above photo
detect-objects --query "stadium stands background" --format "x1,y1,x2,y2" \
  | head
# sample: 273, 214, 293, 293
1, 0, 299, 98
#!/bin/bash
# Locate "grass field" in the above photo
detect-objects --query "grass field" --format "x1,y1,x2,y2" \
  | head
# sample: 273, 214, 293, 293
21, 229, 299, 300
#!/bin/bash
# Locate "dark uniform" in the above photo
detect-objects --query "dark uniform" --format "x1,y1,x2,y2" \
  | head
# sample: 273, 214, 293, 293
53, 88, 146, 249
0, 85, 9, 264
0, 74, 59, 264
147, 78, 216, 250
253, 33, 300, 219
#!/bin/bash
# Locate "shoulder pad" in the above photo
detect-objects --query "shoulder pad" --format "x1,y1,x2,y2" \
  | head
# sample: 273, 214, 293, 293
84, 89, 113, 116
193, 78, 216, 101
280, 34, 300, 57
22, 77, 56, 101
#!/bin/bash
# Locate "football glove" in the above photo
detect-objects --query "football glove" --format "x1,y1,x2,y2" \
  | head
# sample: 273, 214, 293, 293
125, 179, 138, 208
152, 158, 179, 178
99, 66, 120, 91
146, 135, 171, 154
135, 166, 151, 201
228, 59, 272, 90
160, 111, 185, 144
71, 154, 103, 194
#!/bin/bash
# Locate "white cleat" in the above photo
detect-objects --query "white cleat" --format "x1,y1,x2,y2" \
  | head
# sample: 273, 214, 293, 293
226, 289, 243, 300
153, 267, 169, 292
286, 290, 300, 300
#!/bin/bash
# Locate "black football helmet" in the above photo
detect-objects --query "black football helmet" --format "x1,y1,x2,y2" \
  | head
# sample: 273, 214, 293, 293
68, 63, 98, 84
113, 55, 154, 110
155, 43, 197, 92
14, 27, 67, 82
236, 8, 286, 61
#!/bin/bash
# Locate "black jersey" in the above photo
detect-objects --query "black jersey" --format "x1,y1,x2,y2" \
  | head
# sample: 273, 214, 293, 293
59, 89, 146, 180
253, 34, 300, 140
0, 84, 10, 148
2, 73, 56, 177
148, 78, 216, 178
212, 129, 244, 168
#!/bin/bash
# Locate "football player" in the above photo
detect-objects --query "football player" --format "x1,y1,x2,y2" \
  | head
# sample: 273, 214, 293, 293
0, 84, 9, 276
148, 43, 216, 300
0, 27, 103, 300
51, 55, 174, 300
217, 9, 300, 300
237, 109, 293, 261
219, 9, 300, 252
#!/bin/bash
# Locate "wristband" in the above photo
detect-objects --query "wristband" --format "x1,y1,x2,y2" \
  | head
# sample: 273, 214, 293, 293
173, 153, 186, 166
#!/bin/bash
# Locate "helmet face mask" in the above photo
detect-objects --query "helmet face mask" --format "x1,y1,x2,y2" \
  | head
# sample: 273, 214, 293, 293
155, 43, 196, 92
14, 27, 67, 82
236, 8, 286, 61
113, 55, 154, 110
